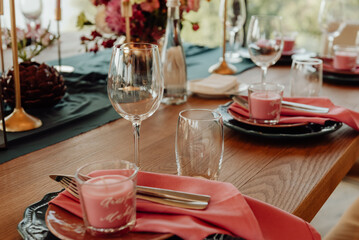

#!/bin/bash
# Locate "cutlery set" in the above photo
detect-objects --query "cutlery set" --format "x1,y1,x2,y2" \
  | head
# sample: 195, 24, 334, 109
49, 174, 210, 210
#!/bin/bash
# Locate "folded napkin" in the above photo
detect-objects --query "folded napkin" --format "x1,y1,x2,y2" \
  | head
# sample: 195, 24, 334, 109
229, 97, 359, 131
50, 171, 320, 240
189, 74, 238, 93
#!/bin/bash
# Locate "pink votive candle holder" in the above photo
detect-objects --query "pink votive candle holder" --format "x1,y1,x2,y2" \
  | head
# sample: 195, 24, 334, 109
75, 160, 138, 237
333, 45, 358, 71
248, 82, 284, 125
276, 32, 297, 53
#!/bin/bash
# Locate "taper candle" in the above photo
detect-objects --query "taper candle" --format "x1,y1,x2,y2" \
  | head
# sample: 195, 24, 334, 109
2, 0, 42, 132
9, 0, 21, 109
0, 0, 4, 74
0, 0, 3, 15
121, 0, 132, 43
55, 0, 61, 21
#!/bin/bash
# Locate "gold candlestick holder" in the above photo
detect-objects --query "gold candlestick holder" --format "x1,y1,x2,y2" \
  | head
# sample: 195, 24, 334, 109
208, 0, 236, 75
0, 0, 42, 132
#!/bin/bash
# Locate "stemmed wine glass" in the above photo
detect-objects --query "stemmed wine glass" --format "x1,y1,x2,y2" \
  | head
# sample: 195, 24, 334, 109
247, 15, 283, 83
221, 0, 247, 63
108, 43, 164, 167
19, 0, 42, 28
318, 0, 346, 58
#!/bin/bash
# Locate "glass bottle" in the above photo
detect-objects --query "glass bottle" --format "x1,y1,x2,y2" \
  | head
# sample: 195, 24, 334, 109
161, 0, 187, 105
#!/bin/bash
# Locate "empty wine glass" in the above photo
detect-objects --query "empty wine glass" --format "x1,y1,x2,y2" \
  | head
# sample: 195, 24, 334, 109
108, 43, 164, 167
19, 0, 42, 28
221, 0, 247, 63
318, 0, 346, 58
247, 15, 283, 83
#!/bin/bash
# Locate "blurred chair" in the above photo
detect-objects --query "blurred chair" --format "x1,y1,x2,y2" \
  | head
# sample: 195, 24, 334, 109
320, 22, 359, 56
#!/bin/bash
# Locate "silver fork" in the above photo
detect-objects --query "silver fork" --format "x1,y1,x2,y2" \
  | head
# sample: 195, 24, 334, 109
49, 174, 210, 210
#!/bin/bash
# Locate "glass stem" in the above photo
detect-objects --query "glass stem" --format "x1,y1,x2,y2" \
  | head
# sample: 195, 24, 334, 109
327, 36, 334, 58
132, 121, 141, 168
260, 67, 268, 83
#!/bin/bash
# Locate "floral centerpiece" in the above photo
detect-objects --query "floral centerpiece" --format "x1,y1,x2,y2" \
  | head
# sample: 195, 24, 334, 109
77, 0, 202, 52
3, 24, 58, 62
1, 24, 66, 108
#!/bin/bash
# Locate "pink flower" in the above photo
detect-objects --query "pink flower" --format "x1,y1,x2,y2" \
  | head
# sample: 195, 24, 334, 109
187, 0, 200, 12
16, 28, 26, 42
140, 0, 160, 12
105, 0, 126, 35
41, 32, 51, 46
25, 23, 41, 40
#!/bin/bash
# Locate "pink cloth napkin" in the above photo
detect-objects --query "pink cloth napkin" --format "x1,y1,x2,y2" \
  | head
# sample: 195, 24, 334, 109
229, 97, 359, 131
50, 171, 320, 240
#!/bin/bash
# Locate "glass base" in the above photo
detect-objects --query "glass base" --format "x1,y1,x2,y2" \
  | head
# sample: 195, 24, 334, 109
162, 95, 187, 105
86, 219, 135, 237
251, 118, 279, 125
224, 52, 243, 64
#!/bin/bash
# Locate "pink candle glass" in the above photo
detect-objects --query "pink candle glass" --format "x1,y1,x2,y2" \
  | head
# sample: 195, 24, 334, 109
276, 32, 297, 53
248, 83, 284, 124
333, 45, 358, 71
75, 160, 138, 237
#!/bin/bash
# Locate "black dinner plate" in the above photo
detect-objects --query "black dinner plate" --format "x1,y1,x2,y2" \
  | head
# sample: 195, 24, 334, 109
217, 102, 342, 138
323, 72, 359, 85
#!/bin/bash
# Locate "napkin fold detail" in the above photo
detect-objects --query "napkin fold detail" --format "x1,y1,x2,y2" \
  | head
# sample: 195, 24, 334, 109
50, 171, 320, 240
229, 97, 359, 131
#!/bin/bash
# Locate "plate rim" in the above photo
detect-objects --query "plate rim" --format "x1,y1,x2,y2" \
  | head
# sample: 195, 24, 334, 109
218, 102, 342, 138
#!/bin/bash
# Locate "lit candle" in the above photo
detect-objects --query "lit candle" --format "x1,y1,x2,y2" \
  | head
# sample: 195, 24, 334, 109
80, 175, 135, 229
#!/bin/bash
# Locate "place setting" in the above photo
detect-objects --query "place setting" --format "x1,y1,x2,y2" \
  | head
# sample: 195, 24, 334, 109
320, 44, 359, 84
216, 55, 359, 138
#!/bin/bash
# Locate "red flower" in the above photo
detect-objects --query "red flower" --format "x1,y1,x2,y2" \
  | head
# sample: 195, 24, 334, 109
91, 30, 102, 39
80, 36, 91, 42
89, 42, 99, 53
192, 22, 200, 31
92, 0, 111, 6
101, 38, 116, 48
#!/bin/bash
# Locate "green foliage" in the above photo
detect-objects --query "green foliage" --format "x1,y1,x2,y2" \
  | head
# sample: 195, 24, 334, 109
77, 12, 94, 29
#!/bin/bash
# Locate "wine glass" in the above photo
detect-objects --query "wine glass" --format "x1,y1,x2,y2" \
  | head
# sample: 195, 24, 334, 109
221, 0, 247, 63
19, 0, 43, 28
318, 0, 346, 58
108, 43, 164, 167
247, 15, 283, 83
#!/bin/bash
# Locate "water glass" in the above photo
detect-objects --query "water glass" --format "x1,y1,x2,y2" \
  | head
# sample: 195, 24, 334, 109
175, 109, 224, 180
248, 83, 284, 125
75, 160, 138, 237
290, 58, 323, 97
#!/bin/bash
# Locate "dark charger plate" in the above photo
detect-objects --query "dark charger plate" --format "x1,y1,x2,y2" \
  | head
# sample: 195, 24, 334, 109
18, 191, 244, 240
17, 191, 62, 240
217, 102, 342, 138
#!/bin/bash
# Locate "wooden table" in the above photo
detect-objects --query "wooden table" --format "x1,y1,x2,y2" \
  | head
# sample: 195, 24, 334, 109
1, 44, 359, 238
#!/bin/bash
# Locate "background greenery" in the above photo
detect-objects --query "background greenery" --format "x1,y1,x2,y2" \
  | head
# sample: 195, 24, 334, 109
181, 0, 359, 52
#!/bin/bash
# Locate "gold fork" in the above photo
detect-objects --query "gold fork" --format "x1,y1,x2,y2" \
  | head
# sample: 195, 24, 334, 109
49, 174, 210, 210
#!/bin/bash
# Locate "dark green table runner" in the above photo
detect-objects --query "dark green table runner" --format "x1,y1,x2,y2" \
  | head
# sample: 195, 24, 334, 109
0, 44, 255, 164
